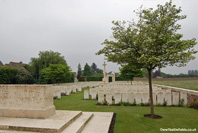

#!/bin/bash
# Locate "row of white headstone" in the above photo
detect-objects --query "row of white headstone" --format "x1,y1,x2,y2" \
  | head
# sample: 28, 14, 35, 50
53, 82, 103, 99
84, 82, 188, 106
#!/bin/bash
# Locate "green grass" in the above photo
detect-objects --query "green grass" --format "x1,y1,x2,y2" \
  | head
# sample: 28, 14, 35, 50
152, 80, 198, 91
54, 88, 198, 133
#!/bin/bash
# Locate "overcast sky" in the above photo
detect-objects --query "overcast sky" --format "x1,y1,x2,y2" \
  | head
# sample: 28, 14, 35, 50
0, 0, 197, 74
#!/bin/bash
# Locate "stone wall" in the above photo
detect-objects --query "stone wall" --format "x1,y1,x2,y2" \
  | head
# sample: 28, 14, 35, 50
0, 85, 55, 119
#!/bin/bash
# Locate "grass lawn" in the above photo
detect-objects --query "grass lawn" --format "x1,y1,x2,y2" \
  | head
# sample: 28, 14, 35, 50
152, 80, 198, 91
54, 88, 198, 133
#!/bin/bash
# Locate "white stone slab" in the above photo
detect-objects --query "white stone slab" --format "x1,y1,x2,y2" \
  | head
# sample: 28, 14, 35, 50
81, 112, 114, 133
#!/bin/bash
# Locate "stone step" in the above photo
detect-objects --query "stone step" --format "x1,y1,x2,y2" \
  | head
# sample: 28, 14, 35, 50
61, 112, 93, 133
81, 112, 114, 133
0, 130, 37, 133
0, 110, 82, 133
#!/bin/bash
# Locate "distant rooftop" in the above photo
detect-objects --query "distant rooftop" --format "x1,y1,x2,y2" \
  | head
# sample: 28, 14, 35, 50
0, 61, 3, 66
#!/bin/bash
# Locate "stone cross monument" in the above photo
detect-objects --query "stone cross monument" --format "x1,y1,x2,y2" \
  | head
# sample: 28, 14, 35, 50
103, 62, 107, 78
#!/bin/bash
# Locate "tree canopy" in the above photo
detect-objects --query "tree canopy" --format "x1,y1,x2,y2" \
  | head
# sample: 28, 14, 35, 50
83, 63, 92, 76
120, 64, 143, 84
39, 64, 74, 84
30, 50, 67, 76
96, 1, 197, 118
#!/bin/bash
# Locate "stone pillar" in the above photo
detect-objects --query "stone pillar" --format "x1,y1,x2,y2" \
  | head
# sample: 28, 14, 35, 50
0, 85, 55, 119
102, 62, 107, 83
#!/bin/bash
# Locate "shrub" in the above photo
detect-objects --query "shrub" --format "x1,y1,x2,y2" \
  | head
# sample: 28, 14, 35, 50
86, 76, 103, 81
163, 99, 167, 106
144, 102, 150, 106
123, 102, 131, 106
156, 102, 162, 107
131, 99, 136, 106
179, 98, 185, 107
140, 102, 145, 106
103, 100, 108, 105
187, 101, 198, 110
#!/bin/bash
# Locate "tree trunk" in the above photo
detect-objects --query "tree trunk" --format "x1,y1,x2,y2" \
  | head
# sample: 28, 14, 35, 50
148, 68, 154, 117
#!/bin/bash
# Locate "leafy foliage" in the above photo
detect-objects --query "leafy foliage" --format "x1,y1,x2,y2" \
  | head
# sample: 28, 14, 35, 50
96, 1, 197, 117
77, 63, 82, 79
15, 68, 34, 84
0, 66, 18, 84
120, 64, 143, 84
0, 66, 34, 84
83, 63, 92, 76
30, 50, 67, 76
39, 64, 74, 84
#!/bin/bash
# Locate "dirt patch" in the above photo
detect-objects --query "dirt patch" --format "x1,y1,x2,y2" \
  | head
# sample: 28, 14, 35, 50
144, 114, 162, 119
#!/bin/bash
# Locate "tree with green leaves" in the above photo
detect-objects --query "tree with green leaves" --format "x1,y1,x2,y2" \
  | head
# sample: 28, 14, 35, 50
15, 68, 34, 84
91, 63, 97, 73
96, 1, 197, 118
30, 50, 67, 77
120, 64, 143, 85
39, 64, 74, 84
77, 63, 82, 79
83, 63, 92, 76
0, 66, 18, 84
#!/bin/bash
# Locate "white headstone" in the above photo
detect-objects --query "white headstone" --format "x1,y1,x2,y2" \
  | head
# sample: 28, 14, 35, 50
152, 93, 157, 105
106, 93, 112, 104
180, 91, 187, 106
128, 93, 135, 104
141, 93, 149, 104
84, 90, 89, 99
121, 93, 128, 103
98, 93, 104, 104
114, 93, 121, 104
157, 92, 165, 105
135, 93, 141, 104
165, 92, 172, 106
91, 89, 97, 99
172, 92, 179, 106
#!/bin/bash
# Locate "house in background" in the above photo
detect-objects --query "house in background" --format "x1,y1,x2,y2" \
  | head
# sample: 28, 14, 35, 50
5, 61, 27, 68
0, 61, 3, 66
